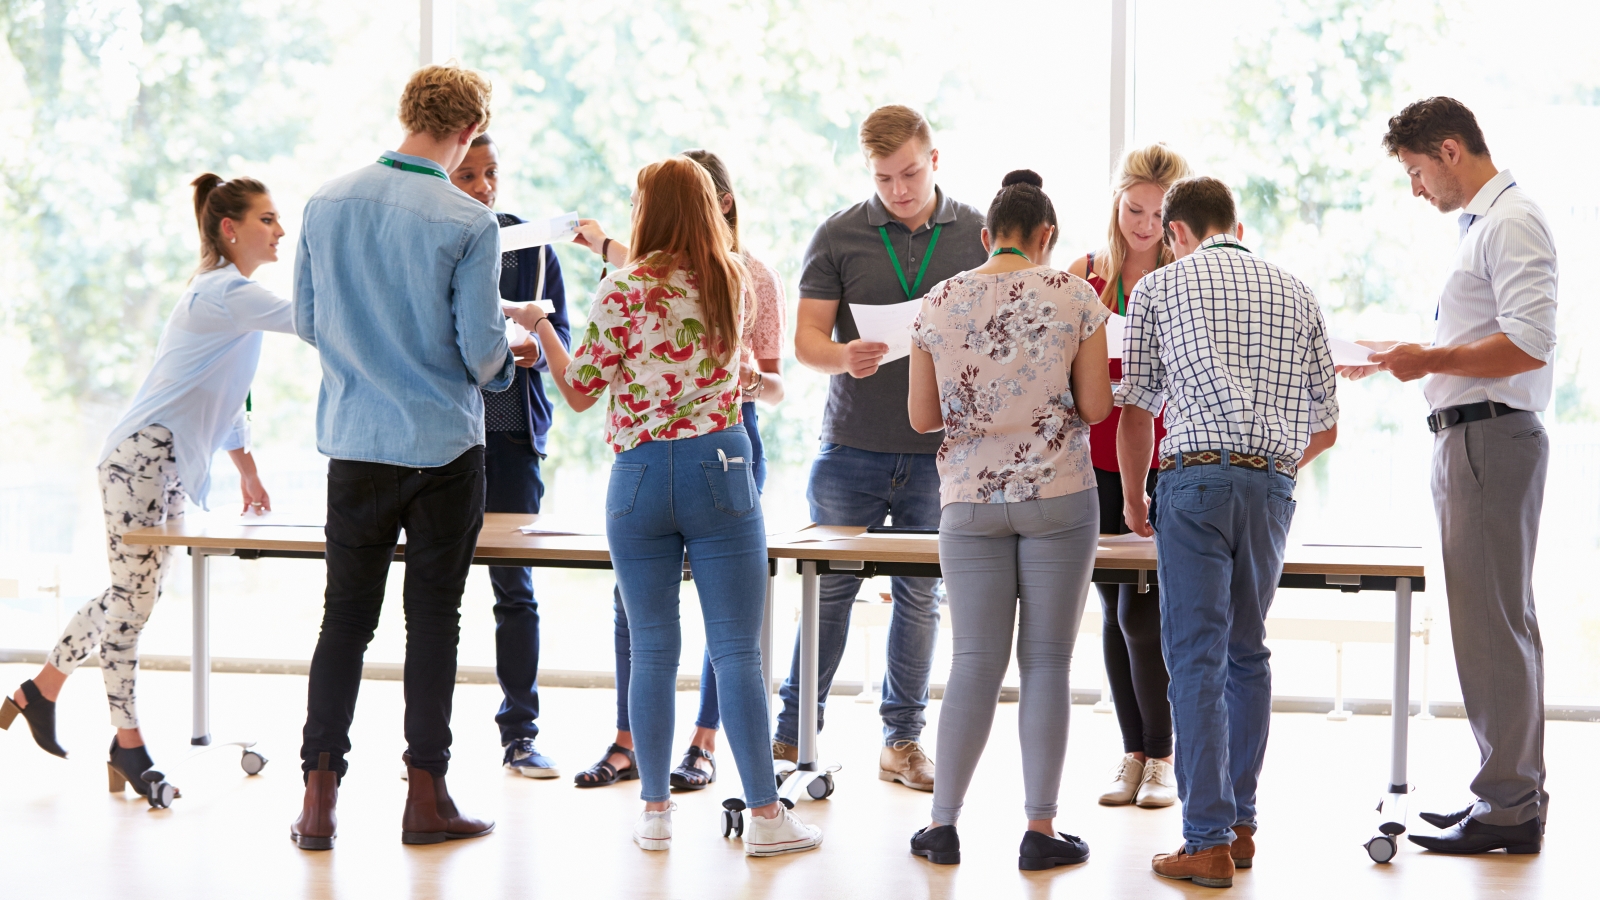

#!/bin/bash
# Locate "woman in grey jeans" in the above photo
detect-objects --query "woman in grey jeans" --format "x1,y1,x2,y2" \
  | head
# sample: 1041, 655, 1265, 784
905, 169, 1113, 870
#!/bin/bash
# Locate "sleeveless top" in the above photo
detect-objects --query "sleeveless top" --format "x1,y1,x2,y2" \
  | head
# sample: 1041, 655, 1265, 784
1084, 251, 1163, 472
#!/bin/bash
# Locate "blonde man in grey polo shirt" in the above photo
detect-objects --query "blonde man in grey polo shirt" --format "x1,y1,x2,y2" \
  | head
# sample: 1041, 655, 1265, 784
775, 106, 987, 790
1348, 97, 1556, 856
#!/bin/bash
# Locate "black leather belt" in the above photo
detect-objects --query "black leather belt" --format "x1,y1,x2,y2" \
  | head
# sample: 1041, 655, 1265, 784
1426, 401, 1520, 434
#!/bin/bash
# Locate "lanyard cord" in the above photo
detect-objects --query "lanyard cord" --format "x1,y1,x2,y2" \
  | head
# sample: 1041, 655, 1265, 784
377, 156, 448, 180
879, 223, 943, 300
990, 246, 1030, 261
1115, 273, 1126, 316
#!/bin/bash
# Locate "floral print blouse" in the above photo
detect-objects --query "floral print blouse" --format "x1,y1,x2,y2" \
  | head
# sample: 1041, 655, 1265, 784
912, 267, 1109, 506
566, 254, 742, 453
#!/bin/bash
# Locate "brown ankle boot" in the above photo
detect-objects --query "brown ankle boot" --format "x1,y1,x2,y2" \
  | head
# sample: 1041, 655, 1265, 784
401, 765, 495, 845
1152, 843, 1235, 888
1231, 825, 1255, 868
291, 752, 339, 851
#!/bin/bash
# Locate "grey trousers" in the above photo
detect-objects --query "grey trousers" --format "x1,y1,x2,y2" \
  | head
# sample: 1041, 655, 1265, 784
930, 490, 1099, 825
1432, 409, 1549, 827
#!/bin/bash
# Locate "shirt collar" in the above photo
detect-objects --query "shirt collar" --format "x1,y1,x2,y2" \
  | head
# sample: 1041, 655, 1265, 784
1197, 233, 1245, 252
378, 149, 449, 179
1461, 168, 1516, 217
865, 186, 955, 232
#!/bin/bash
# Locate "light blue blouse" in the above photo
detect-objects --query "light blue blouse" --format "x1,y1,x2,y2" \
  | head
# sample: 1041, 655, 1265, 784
99, 264, 295, 509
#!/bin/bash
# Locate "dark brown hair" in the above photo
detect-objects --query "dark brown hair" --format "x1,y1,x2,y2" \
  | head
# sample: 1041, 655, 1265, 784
630, 157, 747, 367
680, 148, 739, 254
191, 173, 269, 274
470, 132, 494, 149
1382, 96, 1489, 159
1161, 176, 1236, 243
986, 169, 1058, 251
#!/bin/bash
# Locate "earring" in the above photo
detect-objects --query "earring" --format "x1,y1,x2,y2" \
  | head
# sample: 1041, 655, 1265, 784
231, 238, 236, 243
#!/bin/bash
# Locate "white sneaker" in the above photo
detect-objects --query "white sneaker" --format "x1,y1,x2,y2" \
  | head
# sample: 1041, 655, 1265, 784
1135, 758, 1177, 808
743, 804, 823, 857
1098, 753, 1143, 806
633, 803, 676, 851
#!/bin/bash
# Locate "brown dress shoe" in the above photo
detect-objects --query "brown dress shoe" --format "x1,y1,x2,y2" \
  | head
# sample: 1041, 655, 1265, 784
773, 740, 798, 763
879, 741, 935, 792
402, 766, 495, 845
1152, 843, 1234, 888
291, 752, 339, 851
1231, 825, 1254, 868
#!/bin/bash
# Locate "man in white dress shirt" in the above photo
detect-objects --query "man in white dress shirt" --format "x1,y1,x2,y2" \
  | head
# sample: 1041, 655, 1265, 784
1349, 96, 1556, 855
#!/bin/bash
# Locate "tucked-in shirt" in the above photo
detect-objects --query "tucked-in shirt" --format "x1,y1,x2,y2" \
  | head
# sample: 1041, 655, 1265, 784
1116, 234, 1338, 461
799, 188, 988, 454
294, 150, 513, 468
912, 267, 1109, 506
1425, 169, 1558, 412
565, 255, 742, 453
100, 264, 295, 509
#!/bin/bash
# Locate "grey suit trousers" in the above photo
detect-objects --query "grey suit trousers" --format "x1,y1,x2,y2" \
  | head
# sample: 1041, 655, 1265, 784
1432, 409, 1549, 827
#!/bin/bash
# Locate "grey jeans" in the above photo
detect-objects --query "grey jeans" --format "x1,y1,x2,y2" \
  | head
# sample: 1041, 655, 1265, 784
1432, 409, 1549, 827
930, 490, 1099, 825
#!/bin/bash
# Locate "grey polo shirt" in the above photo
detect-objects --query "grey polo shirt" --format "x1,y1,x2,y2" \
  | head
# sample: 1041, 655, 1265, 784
799, 187, 987, 454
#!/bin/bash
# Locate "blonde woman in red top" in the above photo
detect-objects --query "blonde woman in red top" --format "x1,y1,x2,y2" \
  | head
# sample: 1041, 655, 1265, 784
1065, 143, 1190, 810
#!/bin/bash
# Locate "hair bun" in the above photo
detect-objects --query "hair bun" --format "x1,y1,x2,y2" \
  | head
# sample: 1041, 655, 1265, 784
1001, 169, 1043, 189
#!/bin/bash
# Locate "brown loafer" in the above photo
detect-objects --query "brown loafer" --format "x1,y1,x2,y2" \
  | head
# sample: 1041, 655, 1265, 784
879, 740, 935, 792
291, 752, 339, 851
773, 740, 798, 764
1153, 843, 1234, 888
1232, 825, 1254, 868
401, 766, 495, 845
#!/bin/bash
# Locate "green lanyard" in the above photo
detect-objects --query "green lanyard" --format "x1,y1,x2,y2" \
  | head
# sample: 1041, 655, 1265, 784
1201, 239, 1251, 254
377, 156, 448, 180
879, 223, 943, 300
990, 247, 1030, 262
1115, 274, 1126, 316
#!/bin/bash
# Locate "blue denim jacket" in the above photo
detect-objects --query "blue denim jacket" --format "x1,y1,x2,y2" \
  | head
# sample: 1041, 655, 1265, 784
294, 150, 514, 467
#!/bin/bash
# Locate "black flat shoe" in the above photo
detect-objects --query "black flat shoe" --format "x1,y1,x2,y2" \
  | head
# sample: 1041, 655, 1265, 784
0, 680, 68, 758
1407, 815, 1541, 855
910, 825, 960, 865
669, 745, 716, 791
108, 737, 179, 810
1419, 803, 1476, 830
573, 743, 638, 788
1019, 829, 1090, 870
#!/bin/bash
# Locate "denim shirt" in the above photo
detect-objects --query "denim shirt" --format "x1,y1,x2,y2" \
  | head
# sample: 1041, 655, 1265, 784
294, 150, 514, 468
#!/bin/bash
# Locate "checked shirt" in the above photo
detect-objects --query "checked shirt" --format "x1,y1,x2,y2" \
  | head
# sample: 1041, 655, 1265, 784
1115, 234, 1338, 462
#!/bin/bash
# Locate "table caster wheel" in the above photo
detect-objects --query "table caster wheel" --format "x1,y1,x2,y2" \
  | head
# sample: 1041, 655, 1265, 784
241, 750, 268, 775
1366, 835, 1397, 863
806, 772, 834, 800
720, 798, 747, 839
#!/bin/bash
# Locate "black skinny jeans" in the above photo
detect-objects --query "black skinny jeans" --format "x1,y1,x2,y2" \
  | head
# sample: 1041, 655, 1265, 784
300, 447, 486, 780
1095, 466, 1173, 759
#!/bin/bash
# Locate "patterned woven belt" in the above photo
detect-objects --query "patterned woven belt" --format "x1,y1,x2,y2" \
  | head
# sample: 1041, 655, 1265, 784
1158, 450, 1297, 479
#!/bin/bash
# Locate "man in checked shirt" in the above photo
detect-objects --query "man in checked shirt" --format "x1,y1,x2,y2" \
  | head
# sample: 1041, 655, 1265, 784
1115, 177, 1339, 889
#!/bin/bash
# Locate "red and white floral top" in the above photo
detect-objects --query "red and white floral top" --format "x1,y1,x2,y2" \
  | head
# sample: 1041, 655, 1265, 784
566, 255, 742, 453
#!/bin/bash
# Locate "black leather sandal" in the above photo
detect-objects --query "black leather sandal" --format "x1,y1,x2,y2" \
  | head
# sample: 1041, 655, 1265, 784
0, 680, 68, 758
669, 745, 716, 791
573, 743, 638, 788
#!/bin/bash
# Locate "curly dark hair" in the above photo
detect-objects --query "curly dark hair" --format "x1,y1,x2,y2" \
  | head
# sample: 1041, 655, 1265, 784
1382, 97, 1489, 159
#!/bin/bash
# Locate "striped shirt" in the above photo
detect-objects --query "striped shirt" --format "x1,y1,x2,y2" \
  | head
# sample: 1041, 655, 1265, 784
1115, 234, 1338, 461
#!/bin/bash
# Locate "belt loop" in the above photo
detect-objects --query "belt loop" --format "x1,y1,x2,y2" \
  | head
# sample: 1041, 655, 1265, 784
1218, 451, 1230, 470
1173, 453, 1183, 471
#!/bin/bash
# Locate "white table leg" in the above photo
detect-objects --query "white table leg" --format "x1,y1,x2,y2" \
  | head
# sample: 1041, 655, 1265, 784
191, 548, 213, 746
1367, 576, 1413, 863
797, 561, 819, 769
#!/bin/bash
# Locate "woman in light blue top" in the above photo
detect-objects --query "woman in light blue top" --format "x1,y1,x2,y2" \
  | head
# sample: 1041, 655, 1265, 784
0, 174, 294, 807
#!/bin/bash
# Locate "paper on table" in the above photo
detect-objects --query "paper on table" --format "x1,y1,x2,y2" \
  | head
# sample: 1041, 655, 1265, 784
229, 509, 324, 528
1105, 313, 1126, 359
1330, 338, 1378, 367
848, 299, 921, 364
499, 212, 581, 252
517, 515, 598, 536
1099, 532, 1153, 543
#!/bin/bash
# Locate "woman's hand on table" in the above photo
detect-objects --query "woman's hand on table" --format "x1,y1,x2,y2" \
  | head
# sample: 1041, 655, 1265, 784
240, 473, 272, 516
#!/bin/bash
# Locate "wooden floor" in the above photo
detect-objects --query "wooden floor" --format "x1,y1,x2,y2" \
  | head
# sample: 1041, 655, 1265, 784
0, 662, 1585, 899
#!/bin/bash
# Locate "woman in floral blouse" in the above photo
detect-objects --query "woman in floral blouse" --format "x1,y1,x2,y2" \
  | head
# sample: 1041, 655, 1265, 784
508, 156, 819, 858
905, 170, 1113, 870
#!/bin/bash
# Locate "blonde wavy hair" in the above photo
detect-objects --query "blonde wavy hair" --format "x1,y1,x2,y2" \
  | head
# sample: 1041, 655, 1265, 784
1095, 143, 1191, 311
398, 64, 492, 139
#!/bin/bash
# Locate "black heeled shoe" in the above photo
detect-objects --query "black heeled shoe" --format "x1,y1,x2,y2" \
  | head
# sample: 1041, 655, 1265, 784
108, 737, 179, 809
0, 680, 68, 758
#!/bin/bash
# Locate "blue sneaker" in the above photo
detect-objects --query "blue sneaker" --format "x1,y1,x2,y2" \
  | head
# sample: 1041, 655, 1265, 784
503, 738, 559, 779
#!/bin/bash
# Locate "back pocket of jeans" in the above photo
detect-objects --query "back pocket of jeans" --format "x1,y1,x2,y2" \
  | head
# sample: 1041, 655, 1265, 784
327, 473, 385, 547
701, 461, 757, 517
1168, 479, 1231, 513
1267, 489, 1297, 527
607, 463, 647, 519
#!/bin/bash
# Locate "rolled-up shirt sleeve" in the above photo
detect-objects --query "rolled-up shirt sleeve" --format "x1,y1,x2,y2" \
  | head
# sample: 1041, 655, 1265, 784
454, 214, 514, 392
1485, 216, 1558, 363
1302, 290, 1340, 433
1114, 280, 1167, 415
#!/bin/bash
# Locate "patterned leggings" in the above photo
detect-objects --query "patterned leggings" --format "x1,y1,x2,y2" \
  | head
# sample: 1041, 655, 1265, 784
48, 426, 185, 730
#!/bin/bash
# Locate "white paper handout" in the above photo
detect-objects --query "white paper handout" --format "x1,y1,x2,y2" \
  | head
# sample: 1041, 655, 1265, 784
517, 515, 598, 536
229, 509, 325, 528
848, 299, 921, 365
1099, 532, 1153, 544
1105, 313, 1126, 359
1329, 338, 1378, 367
498, 212, 581, 253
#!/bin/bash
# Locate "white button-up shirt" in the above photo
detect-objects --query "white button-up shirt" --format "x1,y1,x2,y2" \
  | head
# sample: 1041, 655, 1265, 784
1425, 169, 1558, 412
1116, 234, 1339, 461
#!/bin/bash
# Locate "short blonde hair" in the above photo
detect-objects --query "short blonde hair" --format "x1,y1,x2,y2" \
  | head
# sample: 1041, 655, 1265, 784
398, 65, 493, 140
859, 105, 932, 158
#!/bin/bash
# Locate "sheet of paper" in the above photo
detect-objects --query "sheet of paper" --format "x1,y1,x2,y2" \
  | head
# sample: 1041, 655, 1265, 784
1330, 338, 1377, 367
500, 299, 556, 318
1105, 313, 1126, 359
848, 299, 921, 364
229, 509, 324, 528
498, 212, 581, 252
517, 515, 598, 536
1098, 532, 1153, 544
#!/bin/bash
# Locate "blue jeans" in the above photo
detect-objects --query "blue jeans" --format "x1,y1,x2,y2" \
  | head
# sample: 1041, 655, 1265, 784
606, 425, 776, 807
775, 443, 941, 746
483, 432, 545, 744
1152, 456, 1296, 853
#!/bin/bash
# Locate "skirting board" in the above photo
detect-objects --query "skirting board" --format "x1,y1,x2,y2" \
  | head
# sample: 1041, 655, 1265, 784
4, 649, 1597, 722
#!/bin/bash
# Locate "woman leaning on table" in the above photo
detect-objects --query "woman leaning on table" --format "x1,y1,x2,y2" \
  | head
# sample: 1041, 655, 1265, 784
905, 170, 1113, 870
1064, 142, 1190, 810
1, 174, 294, 807
504, 155, 818, 857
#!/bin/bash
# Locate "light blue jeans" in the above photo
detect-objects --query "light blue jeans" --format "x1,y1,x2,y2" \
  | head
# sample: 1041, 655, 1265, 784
1153, 456, 1295, 853
605, 425, 777, 807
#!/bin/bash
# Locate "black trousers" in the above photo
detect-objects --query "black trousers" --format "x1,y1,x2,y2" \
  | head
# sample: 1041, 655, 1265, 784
484, 432, 544, 744
1094, 466, 1173, 759
300, 447, 486, 779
